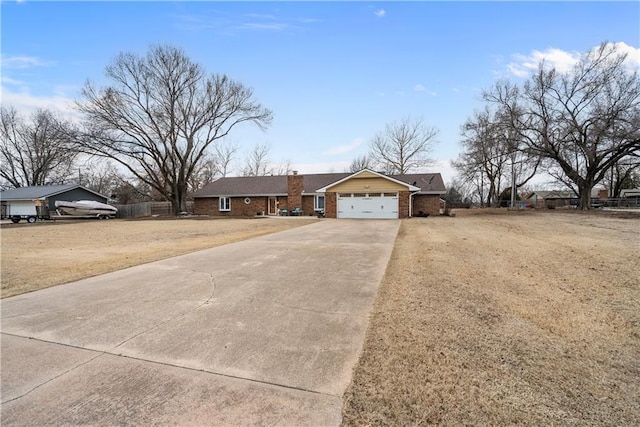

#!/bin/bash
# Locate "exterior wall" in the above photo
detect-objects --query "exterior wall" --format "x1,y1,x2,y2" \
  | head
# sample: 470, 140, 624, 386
194, 197, 226, 216
301, 195, 316, 216
399, 191, 410, 218
325, 193, 337, 218
234, 196, 269, 216
193, 196, 269, 216
412, 195, 441, 216
328, 177, 406, 193
287, 173, 303, 211
276, 197, 289, 213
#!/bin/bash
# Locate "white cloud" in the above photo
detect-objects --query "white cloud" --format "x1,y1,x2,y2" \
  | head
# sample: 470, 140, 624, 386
323, 138, 364, 156
596, 41, 640, 70
1, 76, 23, 85
0, 86, 79, 119
245, 13, 277, 20
507, 48, 580, 77
507, 42, 640, 78
238, 22, 290, 31
1, 55, 50, 69
374, 9, 386, 18
414, 84, 437, 96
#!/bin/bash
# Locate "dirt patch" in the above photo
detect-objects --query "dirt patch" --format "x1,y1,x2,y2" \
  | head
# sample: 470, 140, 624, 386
0, 217, 317, 298
342, 209, 639, 425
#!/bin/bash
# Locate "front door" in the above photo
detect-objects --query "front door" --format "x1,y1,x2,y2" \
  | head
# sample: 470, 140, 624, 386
268, 197, 278, 215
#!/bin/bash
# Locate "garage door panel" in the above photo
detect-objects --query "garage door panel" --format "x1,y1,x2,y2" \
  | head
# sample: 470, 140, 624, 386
337, 194, 398, 219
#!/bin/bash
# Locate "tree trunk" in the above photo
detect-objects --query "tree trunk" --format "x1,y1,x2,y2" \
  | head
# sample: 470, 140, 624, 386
170, 186, 188, 215
577, 180, 594, 210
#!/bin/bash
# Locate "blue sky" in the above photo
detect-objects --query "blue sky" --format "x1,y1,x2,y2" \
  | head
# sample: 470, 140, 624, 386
2, 1, 639, 182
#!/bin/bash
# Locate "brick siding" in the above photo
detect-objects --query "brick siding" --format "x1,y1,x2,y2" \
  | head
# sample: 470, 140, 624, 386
398, 191, 410, 218
287, 173, 303, 211
412, 195, 440, 216
193, 196, 269, 216
325, 193, 337, 218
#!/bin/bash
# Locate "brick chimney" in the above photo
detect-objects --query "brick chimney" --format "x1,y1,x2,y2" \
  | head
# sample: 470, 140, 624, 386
287, 171, 303, 210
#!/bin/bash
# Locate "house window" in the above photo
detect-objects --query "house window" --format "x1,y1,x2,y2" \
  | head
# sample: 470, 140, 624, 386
219, 197, 231, 211
314, 195, 325, 211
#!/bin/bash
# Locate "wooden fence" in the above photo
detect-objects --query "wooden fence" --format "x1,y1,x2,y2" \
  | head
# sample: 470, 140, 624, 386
113, 201, 194, 218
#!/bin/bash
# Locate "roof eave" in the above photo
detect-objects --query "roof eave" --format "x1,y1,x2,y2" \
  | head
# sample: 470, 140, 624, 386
194, 193, 287, 198
316, 168, 421, 192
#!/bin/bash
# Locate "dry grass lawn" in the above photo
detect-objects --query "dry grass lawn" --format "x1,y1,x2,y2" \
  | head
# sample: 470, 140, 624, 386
343, 209, 639, 426
0, 217, 316, 298
2, 210, 638, 424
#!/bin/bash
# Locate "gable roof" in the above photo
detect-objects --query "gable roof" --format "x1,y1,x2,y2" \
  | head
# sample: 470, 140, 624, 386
0, 184, 107, 201
316, 169, 421, 192
194, 170, 446, 197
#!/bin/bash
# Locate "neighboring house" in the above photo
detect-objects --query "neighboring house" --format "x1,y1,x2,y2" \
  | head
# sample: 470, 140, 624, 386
620, 188, 640, 199
525, 190, 575, 208
526, 188, 605, 208
0, 184, 109, 221
193, 169, 446, 219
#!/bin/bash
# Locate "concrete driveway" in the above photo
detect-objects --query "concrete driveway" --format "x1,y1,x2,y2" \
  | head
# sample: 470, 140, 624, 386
1, 219, 399, 426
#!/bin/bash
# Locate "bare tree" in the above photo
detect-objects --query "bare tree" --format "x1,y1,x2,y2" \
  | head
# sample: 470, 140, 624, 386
79, 158, 125, 197
213, 140, 238, 178
348, 155, 372, 172
603, 155, 640, 198
242, 142, 273, 176
273, 159, 292, 176
369, 116, 438, 174
485, 43, 640, 209
0, 106, 78, 188
453, 109, 508, 206
74, 45, 272, 214
188, 140, 239, 192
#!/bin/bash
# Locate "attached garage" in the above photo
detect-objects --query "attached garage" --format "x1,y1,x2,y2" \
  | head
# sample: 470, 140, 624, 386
193, 168, 446, 218
337, 192, 399, 219
318, 170, 421, 219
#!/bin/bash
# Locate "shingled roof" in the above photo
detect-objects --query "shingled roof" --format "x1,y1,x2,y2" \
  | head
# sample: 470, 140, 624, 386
194, 171, 446, 197
394, 173, 446, 194
0, 184, 107, 201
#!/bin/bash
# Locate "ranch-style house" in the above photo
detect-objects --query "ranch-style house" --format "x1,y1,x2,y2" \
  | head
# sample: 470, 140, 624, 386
193, 169, 446, 219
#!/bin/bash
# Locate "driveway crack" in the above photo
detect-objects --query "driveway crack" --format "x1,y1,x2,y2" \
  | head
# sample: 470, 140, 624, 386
113, 273, 216, 349
267, 299, 368, 319
1, 335, 104, 405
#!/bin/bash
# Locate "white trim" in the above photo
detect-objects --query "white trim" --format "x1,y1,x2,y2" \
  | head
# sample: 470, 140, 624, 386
219, 196, 231, 211
409, 191, 421, 218
268, 196, 278, 215
315, 168, 420, 193
314, 194, 325, 211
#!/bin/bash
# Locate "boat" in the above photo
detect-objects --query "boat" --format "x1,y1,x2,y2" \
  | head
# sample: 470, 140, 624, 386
55, 200, 118, 218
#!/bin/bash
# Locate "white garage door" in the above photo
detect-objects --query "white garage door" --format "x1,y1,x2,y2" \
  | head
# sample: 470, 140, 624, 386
337, 193, 398, 219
